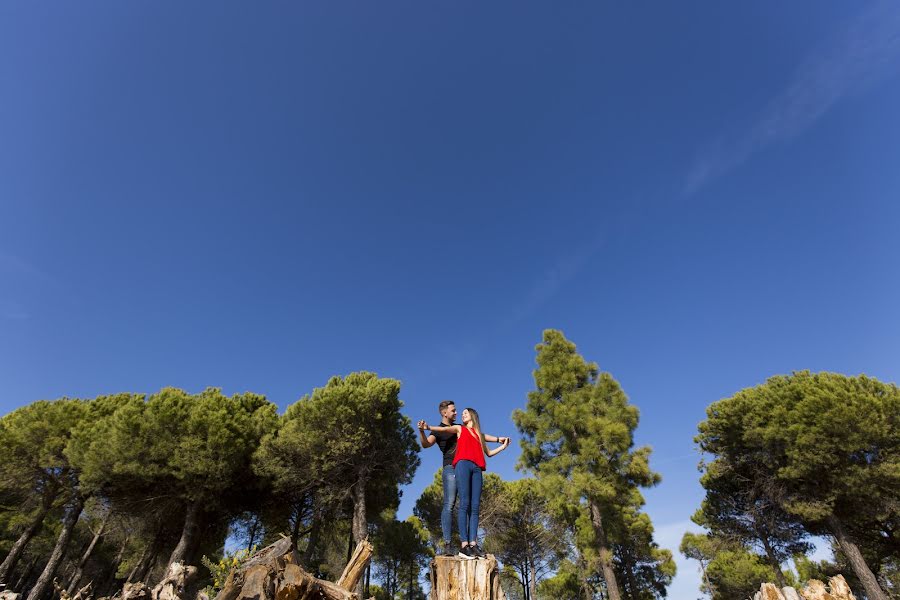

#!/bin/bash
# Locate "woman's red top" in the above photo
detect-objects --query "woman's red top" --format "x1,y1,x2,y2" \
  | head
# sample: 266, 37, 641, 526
453, 426, 486, 470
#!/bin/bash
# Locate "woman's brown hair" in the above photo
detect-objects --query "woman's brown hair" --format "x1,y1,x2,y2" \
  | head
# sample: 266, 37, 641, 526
464, 407, 489, 456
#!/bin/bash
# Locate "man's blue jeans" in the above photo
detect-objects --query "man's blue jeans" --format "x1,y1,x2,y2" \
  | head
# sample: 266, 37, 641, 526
455, 459, 483, 544
441, 465, 457, 545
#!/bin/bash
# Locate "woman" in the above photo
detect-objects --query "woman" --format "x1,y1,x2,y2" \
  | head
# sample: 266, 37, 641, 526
422, 408, 510, 558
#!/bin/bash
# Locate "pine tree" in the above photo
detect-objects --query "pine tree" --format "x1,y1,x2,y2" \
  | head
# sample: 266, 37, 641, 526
513, 330, 664, 600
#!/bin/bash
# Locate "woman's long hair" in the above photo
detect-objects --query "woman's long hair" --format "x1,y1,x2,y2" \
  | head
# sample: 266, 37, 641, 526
464, 407, 489, 456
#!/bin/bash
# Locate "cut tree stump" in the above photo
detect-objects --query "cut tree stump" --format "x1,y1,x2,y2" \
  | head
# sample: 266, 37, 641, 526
429, 556, 506, 600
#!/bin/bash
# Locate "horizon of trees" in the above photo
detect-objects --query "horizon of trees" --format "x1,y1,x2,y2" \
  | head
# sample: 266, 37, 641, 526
1, 332, 897, 600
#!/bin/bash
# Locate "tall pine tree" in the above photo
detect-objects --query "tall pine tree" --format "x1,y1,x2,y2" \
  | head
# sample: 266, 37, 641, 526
513, 330, 665, 600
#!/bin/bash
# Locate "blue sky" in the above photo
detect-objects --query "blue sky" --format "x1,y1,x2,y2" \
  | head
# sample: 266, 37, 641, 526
2, 2, 900, 597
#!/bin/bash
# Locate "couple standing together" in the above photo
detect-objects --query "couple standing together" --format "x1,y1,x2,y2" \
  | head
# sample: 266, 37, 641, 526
417, 400, 511, 559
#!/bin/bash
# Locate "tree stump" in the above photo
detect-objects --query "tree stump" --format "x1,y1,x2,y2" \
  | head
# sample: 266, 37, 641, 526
429, 556, 505, 600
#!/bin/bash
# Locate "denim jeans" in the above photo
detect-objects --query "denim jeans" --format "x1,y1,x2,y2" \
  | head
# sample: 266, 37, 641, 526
455, 459, 483, 543
441, 465, 457, 545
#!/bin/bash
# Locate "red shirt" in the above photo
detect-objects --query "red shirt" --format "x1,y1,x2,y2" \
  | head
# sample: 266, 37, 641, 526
453, 426, 486, 470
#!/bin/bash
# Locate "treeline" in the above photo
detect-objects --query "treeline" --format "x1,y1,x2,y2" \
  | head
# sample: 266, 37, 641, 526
4, 330, 897, 600
681, 371, 900, 600
0, 330, 675, 600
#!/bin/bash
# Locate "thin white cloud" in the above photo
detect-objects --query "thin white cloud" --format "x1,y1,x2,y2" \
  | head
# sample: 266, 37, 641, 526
0, 251, 57, 286
686, 2, 900, 194
504, 235, 606, 326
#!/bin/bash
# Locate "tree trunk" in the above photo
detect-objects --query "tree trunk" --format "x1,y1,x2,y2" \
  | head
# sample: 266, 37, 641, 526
350, 478, 367, 599
0, 495, 55, 584
127, 546, 150, 584
167, 501, 201, 568
429, 556, 506, 600
527, 558, 536, 600
364, 563, 370, 598
759, 534, 787, 589
409, 560, 414, 599
826, 514, 888, 600
589, 500, 621, 600
101, 535, 130, 595
300, 516, 320, 569
13, 557, 37, 592
67, 512, 109, 594
698, 559, 716, 599
26, 494, 86, 600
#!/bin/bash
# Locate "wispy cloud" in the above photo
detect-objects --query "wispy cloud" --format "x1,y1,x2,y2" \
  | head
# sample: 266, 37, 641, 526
0, 251, 57, 286
504, 235, 607, 326
686, 2, 900, 194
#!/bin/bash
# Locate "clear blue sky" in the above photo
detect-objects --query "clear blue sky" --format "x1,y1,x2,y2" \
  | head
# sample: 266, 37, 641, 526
2, 2, 899, 597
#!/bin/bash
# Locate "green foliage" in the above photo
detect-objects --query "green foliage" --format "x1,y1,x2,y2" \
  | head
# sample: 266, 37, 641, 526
482, 477, 568, 597
679, 532, 775, 600
412, 470, 447, 549
201, 545, 257, 598
372, 516, 432, 599
695, 371, 900, 595
0, 398, 89, 504
513, 330, 669, 599
613, 497, 676, 600
536, 559, 582, 600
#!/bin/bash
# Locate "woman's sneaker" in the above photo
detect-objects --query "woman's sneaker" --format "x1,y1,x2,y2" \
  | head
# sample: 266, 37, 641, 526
458, 545, 476, 559
470, 544, 486, 558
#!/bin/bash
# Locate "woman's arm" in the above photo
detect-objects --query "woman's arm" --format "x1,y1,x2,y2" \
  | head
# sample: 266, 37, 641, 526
486, 438, 510, 457
483, 433, 509, 444
423, 423, 462, 435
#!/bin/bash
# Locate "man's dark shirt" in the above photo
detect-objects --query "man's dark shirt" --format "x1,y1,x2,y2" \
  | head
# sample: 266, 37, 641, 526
434, 425, 457, 467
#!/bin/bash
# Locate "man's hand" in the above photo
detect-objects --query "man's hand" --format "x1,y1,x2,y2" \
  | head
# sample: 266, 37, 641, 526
417, 420, 428, 430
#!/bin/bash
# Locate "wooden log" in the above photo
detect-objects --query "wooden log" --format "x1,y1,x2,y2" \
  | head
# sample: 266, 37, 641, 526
336, 541, 373, 592
759, 583, 787, 600
213, 537, 366, 600
429, 556, 506, 600
151, 562, 198, 600
121, 582, 151, 600
799, 580, 832, 600
828, 576, 856, 600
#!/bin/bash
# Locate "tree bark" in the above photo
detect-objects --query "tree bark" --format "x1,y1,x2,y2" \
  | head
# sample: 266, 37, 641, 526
429, 555, 506, 600
350, 478, 367, 599
13, 557, 37, 592
364, 563, 370, 598
826, 514, 888, 600
67, 512, 109, 594
759, 534, 787, 589
0, 494, 55, 584
588, 500, 621, 600
300, 516, 320, 569
167, 501, 201, 569
100, 534, 130, 595
26, 494, 86, 600
527, 557, 536, 600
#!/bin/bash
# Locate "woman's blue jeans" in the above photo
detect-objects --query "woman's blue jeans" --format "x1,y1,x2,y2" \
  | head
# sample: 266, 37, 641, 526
455, 460, 483, 544
441, 465, 457, 545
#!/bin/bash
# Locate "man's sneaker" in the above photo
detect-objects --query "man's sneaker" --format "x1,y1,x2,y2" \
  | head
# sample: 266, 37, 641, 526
470, 544, 486, 558
458, 545, 476, 559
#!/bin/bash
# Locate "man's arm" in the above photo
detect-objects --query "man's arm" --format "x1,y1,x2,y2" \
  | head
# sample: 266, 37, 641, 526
417, 420, 437, 448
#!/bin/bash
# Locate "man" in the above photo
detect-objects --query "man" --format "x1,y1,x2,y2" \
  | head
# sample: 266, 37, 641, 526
417, 400, 507, 556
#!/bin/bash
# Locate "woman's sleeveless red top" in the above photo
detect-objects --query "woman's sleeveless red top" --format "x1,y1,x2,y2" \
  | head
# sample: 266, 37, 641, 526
453, 427, 486, 470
